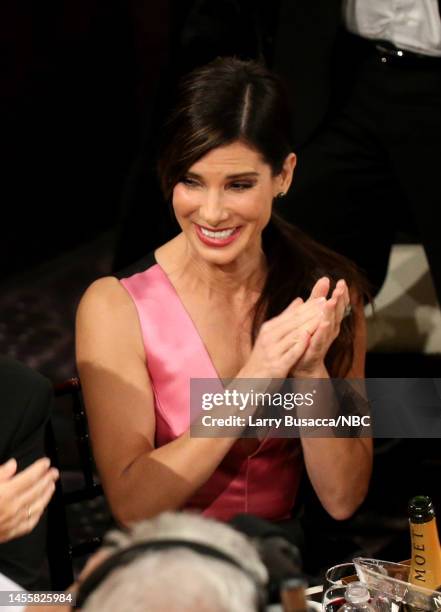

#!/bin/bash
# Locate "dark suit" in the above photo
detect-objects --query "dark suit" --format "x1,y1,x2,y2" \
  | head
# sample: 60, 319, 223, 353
272, 0, 441, 301
0, 358, 53, 589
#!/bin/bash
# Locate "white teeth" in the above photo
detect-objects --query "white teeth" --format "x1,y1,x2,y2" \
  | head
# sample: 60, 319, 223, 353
200, 227, 236, 239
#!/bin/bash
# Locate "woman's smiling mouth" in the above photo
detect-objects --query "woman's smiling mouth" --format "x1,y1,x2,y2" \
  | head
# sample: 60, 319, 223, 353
195, 224, 241, 247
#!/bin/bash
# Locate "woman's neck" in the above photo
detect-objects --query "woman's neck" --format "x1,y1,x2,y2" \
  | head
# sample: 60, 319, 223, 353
159, 234, 267, 302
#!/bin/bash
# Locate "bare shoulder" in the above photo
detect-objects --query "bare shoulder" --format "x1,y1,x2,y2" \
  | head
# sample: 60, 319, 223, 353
76, 276, 140, 332
76, 276, 144, 363
77, 276, 133, 313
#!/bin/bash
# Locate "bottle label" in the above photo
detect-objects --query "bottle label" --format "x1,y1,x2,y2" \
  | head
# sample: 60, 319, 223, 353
412, 531, 427, 583
410, 519, 441, 591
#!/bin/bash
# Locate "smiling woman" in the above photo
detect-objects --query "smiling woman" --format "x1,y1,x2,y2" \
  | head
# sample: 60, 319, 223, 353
170, 141, 294, 266
75, 57, 373, 528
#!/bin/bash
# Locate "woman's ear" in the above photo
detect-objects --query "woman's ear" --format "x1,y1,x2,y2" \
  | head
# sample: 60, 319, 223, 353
277, 152, 297, 196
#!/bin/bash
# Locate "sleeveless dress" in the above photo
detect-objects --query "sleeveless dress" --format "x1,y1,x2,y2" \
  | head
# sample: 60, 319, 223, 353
119, 254, 303, 522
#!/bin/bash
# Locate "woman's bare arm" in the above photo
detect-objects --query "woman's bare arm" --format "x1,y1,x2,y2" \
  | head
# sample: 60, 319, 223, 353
76, 278, 242, 524
297, 292, 373, 520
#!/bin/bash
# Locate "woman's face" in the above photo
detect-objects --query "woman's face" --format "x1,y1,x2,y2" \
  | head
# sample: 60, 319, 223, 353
172, 140, 296, 267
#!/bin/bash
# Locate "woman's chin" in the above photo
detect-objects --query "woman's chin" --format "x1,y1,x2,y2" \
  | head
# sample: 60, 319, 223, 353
192, 241, 246, 266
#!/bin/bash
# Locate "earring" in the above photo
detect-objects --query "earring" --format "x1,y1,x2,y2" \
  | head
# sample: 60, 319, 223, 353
277, 191, 286, 198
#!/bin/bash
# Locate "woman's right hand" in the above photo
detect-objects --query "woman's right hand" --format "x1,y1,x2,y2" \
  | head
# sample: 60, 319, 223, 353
240, 289, 328, 379
0, 457, 59, 543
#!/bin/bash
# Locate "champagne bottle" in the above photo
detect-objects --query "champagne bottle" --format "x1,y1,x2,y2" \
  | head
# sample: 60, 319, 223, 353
409, 495, 441, 592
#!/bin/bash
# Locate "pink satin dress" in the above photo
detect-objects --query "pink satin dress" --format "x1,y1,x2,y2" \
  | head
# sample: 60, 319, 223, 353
120, 259, 303, 521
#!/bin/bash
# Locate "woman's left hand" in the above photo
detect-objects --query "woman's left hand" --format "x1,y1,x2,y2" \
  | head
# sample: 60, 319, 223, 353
291, 278, 350, 378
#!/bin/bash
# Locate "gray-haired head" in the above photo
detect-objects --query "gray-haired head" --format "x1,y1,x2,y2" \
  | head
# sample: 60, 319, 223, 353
82, 511, 268, 612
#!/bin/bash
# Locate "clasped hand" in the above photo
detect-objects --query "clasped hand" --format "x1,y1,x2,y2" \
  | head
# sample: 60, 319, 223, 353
245, 277, 350, 379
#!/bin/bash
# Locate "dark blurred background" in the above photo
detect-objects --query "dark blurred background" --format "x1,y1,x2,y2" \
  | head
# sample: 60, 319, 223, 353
1, 0, 441, 572
0, 0, 273, 378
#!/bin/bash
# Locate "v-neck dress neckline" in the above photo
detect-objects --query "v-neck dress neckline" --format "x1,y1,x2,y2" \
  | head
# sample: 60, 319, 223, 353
152, 254, 223, 380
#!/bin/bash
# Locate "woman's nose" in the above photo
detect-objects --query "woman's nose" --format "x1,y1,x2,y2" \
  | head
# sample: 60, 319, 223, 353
199, 190, 229, 226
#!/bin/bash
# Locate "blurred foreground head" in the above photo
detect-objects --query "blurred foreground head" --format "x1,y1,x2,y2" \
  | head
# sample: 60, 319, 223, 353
77, 512, 268, 611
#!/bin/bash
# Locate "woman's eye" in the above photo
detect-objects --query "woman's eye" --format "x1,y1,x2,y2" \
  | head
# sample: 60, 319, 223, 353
181, 177, 199, 187
229, 182, 254, 191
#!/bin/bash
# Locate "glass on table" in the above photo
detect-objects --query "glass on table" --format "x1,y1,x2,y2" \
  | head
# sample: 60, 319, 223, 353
323, 563, 363, 612
322, 584, 348, 612
323, 582, 378, 612
324, 563, 359, 591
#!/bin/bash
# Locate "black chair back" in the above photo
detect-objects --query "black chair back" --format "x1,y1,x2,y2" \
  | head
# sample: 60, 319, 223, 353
46, 377, 105, 590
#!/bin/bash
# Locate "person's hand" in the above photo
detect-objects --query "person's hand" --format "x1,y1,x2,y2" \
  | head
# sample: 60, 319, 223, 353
240, 292, 327, 379
0, 457, 59, 543
291, 278, 350, 378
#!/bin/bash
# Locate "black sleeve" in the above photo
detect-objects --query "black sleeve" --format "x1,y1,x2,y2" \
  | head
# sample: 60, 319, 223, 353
0, 357, 53, 590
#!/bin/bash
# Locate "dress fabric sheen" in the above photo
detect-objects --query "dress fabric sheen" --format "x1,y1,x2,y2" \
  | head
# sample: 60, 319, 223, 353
120, 261, 302, 521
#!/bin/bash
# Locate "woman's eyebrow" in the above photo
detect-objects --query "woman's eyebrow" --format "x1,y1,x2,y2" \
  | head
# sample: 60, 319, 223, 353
225, 171, 259, 179
185, 171, 259, 179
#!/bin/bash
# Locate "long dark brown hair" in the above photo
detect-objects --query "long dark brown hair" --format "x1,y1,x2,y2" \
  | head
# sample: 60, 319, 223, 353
157, 57, 370, 376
